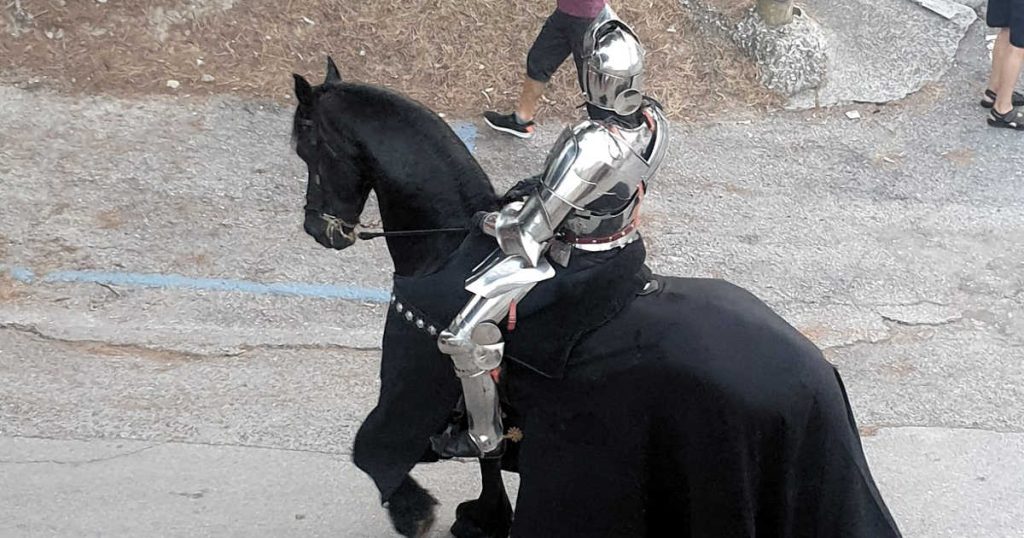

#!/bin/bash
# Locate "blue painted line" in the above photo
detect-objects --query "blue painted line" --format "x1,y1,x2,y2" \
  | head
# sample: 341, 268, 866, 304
452, 121, 477, 153
0, 122, 474, 302
8, 266, 35, 283
2, 266, 391, 303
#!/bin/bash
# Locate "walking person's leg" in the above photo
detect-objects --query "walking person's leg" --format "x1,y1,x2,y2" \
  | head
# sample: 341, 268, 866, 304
484, 11, 574, 138
986, 28, 1010, 100
987, 0, 1024, 129
983, 0, 1024, 119
567, 13, 596, 93
513, 79, 548, 126
993, 41, 1024, 115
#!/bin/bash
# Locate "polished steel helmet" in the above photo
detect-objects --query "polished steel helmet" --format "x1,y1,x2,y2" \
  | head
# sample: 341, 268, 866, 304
581, 5, 645, 116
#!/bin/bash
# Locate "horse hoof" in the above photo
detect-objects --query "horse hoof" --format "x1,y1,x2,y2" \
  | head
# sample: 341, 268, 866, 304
450, 497, 513, 538
386, 477, 439, 537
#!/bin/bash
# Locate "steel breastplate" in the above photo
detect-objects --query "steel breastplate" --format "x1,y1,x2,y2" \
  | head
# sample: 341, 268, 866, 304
554, 105, 667, 250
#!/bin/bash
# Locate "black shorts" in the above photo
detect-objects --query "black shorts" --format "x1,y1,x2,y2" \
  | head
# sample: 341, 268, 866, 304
526, 9, 594, 88
988, 0, 1024, 48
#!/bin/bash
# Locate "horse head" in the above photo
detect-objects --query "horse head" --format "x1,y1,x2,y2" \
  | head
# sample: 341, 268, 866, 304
289, 58, 500, 275
291, 57, 367, 251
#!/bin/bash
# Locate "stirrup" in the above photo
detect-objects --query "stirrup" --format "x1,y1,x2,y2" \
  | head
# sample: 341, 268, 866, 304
430, 427, 505, 459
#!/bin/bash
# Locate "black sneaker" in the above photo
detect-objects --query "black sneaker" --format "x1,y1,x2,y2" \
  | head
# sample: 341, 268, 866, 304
483, 111, 535, 139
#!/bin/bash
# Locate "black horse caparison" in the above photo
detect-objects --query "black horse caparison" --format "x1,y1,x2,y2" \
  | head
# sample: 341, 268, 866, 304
293, 59, 509, 538
290, 58, 903, 538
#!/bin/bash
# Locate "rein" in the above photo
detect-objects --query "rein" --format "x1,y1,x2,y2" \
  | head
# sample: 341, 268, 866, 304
315, 206, 469, 241
357, 227, 469, 240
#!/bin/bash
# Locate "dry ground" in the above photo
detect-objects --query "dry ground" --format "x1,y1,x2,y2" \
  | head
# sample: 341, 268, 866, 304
1, 0, 776, 120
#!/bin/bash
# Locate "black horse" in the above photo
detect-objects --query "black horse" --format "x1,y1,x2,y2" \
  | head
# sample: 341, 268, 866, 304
291, 59, 903, 538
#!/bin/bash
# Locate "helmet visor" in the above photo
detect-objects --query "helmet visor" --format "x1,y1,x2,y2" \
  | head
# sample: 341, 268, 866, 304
585, 70, 644, 115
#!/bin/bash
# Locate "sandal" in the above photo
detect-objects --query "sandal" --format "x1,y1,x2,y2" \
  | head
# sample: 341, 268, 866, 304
980, 89, 1024, 108
988, 106, 1024, 130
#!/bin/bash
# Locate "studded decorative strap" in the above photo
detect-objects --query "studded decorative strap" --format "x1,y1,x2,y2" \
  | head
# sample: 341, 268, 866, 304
390, 292, 440, 337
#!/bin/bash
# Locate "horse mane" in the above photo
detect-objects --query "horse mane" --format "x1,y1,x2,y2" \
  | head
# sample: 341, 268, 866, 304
315, 78, 499, 213
298, 82, 460, 156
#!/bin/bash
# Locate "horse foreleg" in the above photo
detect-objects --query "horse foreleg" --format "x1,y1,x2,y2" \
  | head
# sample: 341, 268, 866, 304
450, 457, 513, 538
386, 475, 439, 537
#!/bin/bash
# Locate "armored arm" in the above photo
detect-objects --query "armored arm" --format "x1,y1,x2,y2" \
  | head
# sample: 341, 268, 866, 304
485, 122, 632, 267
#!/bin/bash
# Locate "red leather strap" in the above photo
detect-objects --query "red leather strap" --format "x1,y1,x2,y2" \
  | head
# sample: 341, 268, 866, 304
564, 182, 645, 246
507, 300, 517, 331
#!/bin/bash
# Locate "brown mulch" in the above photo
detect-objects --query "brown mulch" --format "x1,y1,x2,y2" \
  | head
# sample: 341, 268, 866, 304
705, 0, 756, 19
1, 0, 778, 120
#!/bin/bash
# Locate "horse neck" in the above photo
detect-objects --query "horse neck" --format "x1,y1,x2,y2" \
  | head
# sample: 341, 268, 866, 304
370, 144, 497, 277
333, 86, 498, 275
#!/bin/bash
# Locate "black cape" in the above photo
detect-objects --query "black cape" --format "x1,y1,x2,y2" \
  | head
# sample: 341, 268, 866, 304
352, 233, 901, 537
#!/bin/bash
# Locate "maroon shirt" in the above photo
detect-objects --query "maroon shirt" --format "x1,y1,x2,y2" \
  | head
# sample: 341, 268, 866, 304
557, 0, 606, 18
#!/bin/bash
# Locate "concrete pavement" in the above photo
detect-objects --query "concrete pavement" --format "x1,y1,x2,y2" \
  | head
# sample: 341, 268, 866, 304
1, 429, 1019, 537
2, 19, 1023, 538
0, 436, 510, 538
0, 324, 1021, 536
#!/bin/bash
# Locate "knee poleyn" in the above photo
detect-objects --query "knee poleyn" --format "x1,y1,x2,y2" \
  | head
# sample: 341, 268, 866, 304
439, 323, 505, 373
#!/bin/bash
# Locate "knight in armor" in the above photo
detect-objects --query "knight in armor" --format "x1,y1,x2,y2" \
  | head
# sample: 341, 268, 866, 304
437, 6, 667, 458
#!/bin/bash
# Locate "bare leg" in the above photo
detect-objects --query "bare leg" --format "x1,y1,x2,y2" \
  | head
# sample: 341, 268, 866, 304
515, 78, 547, 122
987, 29, 1010, 94
994, 40, 1024, 114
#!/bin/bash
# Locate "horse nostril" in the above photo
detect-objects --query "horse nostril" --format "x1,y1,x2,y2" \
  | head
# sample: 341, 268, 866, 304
302, 211, 358, 249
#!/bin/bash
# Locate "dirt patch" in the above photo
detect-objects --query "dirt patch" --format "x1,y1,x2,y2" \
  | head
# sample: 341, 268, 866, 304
1, 0, 777, 120
0, 236, 17, 302
872, 151, 905, 169
943, 148, 975, 167
704, 0, 755, 19
858, 425, 881, 437
881, 362, 918, 377
0, 274, 23, 302
95, 209, 125, 230
798, 324, 829, 343
4, 321, 210, 361
82, 341, 206, 362
177, 252, 211, 269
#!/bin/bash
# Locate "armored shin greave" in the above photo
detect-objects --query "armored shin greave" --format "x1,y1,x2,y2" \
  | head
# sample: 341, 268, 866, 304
438, 282, 538, 457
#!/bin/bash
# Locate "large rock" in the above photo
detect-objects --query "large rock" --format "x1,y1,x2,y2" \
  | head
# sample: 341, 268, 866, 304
792, 0, 977, 108
681, 1, 829, 98
680, 0, 978, 108
733, 8, 828, 97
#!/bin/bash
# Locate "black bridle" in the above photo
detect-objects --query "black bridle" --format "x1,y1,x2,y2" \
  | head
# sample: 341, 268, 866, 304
301, 116, 471, 242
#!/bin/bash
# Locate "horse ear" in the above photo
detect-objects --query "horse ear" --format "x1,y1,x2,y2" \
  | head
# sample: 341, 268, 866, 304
325, 56, 342, 85
293, 73, 313, 105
